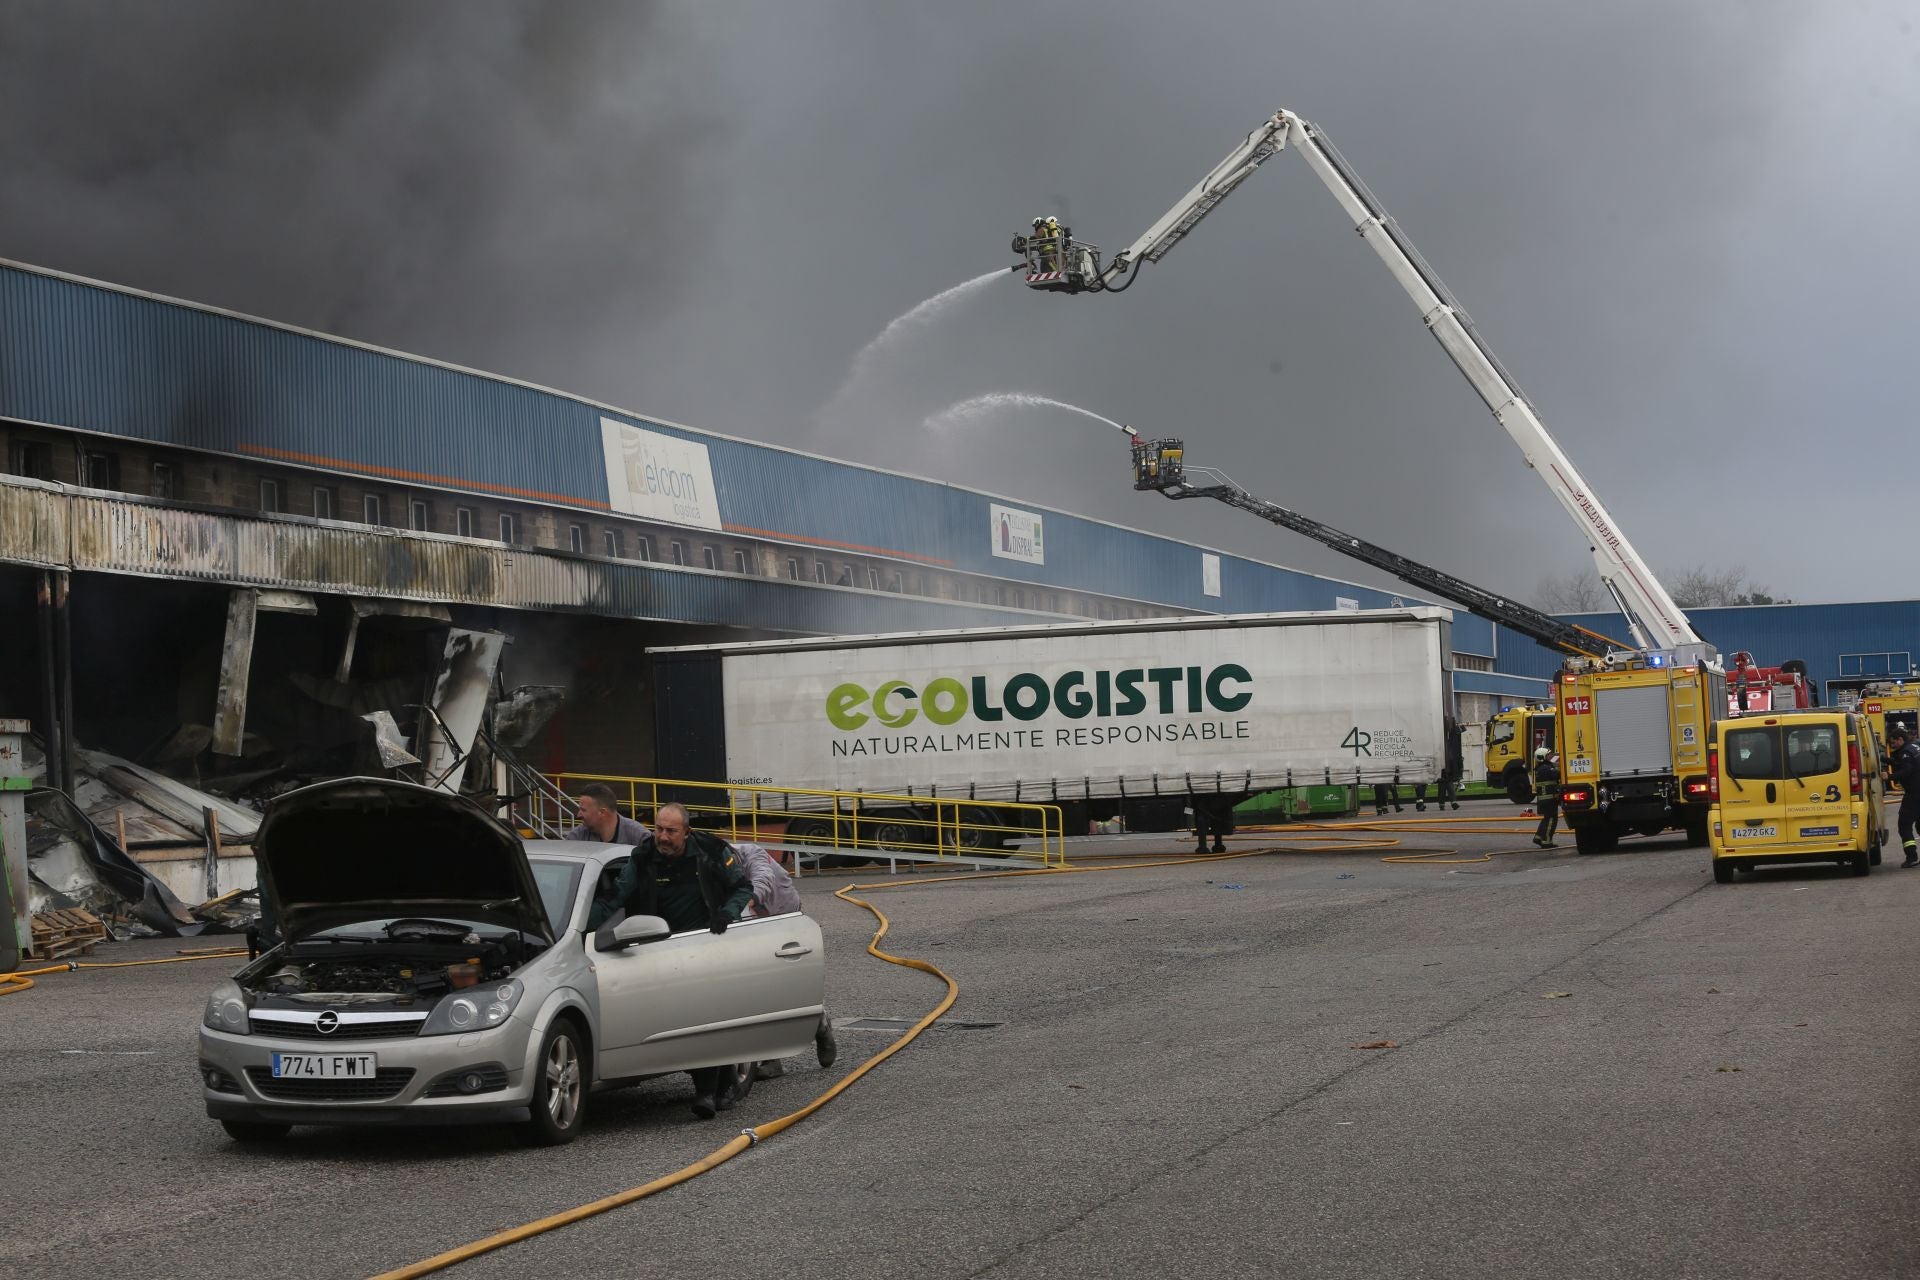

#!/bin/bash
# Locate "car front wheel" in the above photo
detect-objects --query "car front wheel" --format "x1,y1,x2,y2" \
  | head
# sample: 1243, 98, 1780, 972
525, 1018, 588, 1146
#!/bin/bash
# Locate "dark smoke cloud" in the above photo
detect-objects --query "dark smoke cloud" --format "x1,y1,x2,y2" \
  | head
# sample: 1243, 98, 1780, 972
5, 2, 1916, 609
0, 1, 719, 382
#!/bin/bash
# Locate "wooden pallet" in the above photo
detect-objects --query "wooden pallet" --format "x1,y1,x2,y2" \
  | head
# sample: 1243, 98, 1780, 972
29, 908, 108, 960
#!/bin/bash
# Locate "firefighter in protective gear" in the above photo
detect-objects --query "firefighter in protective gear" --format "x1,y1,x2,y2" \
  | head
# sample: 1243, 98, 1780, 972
1531, 748, 1561, 848
1036, 215, 1064, 273
1887, 723, 1920, 868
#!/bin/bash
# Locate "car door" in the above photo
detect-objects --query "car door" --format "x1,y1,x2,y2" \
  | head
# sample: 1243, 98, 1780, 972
590, 912, 825, 1081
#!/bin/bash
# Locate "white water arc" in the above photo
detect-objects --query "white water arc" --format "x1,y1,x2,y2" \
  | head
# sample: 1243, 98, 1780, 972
922, 392, 1125, 434
824, 269, 1007, 409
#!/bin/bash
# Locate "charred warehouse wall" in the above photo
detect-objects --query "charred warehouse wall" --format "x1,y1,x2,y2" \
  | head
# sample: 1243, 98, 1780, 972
0, 567, 782, 793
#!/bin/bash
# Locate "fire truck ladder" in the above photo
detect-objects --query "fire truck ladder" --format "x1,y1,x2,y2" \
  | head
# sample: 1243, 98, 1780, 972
1128, 434, 1626, 660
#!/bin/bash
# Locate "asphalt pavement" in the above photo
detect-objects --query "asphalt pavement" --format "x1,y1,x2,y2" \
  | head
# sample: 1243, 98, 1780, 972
4, 800, 1916, 1279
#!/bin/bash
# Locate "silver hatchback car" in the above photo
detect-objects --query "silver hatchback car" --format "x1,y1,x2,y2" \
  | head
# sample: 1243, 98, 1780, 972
199, 778, 827, 1144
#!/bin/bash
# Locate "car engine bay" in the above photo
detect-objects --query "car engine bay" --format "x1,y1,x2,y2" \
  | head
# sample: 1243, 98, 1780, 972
245, 919, 538, 1008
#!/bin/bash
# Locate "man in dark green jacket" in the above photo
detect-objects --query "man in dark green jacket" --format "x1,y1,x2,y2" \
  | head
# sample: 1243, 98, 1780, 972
590, 801, 754, 1119
589, 801, 752, 934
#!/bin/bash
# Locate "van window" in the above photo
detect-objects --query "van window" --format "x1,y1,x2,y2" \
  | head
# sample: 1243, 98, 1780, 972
1723, 724, 1842, 780
1783, 724, 1840, 776
1723, 727, 1778, 780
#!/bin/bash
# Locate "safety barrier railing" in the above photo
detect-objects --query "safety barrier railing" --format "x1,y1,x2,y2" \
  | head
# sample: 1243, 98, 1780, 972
534, 772, 1067, 871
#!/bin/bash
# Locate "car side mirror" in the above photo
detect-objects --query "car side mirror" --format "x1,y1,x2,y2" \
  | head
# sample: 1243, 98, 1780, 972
594, 914, 672, 952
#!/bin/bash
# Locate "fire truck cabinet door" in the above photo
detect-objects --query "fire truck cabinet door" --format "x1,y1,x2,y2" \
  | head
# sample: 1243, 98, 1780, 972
1594, 683, 1675, 777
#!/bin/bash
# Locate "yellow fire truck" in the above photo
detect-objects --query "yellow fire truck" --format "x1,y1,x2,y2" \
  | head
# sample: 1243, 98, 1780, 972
1554, 652, 1727, 854
1484, 705, 1556, 803
1856, 683, 1919, 749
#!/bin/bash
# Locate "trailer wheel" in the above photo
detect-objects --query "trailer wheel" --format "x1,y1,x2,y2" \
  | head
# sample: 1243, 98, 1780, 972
950, 806, 1008, 850
784, 818, 868, 868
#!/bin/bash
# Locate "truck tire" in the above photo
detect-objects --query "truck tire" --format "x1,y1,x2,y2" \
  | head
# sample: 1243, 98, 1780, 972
951, 805, 1008, 851
784, 818, 868, 869
1504, 769, 1534, 805
1712, 858, 1735, 884
872, 815, 928, 853
1573, 821, 1618, 855
1849, 846, 1870, 876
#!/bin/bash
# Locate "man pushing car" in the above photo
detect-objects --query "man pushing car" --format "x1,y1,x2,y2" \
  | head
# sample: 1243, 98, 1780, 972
590, 801, 753, 1117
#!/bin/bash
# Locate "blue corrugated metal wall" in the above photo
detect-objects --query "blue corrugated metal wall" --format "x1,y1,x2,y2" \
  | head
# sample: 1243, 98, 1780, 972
0, 261, 1430, 618
1495, 602, 1920, 695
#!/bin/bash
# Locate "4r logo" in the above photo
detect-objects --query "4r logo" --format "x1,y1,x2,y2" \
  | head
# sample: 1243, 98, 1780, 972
1342, 727, 1371, 756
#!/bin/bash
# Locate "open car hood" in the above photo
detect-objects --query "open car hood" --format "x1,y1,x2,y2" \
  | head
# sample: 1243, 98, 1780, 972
255, 777, 555, 945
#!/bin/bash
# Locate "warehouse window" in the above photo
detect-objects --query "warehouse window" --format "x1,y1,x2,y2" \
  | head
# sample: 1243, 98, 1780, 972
150, 462, 176, 500
364, 493, 384, 525
868, 568, 881, 590
604, 529, 621, 558
787, 557, 800, 580
670, 540, 686, 565
499, 511, 517, 544
814, 560, 828, 583
411, 499, 431, 532
83, 450, 121, 490
7, 439, 54, 480
313, 487, 334, 520
569, 524, 586, 554
889, 573, 903, 593
455, 506, 473, 537
636, 535, 653, 561
734, 549, 750, 574
258, 478, 281, 513
702, 545, 718, 570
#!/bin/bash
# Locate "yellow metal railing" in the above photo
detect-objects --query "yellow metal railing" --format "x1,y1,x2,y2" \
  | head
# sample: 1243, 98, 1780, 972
538, 772, 1067, 869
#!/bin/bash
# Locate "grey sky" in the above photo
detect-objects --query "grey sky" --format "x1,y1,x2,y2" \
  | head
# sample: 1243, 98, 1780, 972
4, 1, 1915, 611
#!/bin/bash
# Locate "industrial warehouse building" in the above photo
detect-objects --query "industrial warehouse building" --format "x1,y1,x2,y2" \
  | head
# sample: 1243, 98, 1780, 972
2, 257, 1915, 783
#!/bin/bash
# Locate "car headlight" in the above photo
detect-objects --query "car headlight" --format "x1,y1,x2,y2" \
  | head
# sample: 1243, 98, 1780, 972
203, 979, 250, 1035
421, 979, 524, 1036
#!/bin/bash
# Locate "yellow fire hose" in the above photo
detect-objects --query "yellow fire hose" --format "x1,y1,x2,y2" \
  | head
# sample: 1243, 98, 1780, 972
3, 824, 1541, 1275
0, 947, 250, 997
370, 835, 1448, 1279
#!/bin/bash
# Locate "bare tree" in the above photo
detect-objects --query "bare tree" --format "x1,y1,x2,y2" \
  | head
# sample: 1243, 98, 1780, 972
1662, 564, 1786, 607
1534, 571, 1606, 613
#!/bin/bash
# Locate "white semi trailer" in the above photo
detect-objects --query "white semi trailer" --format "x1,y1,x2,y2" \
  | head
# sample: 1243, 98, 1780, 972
648, 608, 1454, 841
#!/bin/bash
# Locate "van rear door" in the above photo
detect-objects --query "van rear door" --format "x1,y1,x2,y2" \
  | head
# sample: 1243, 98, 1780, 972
1719, 723, 1789, 852
1719, 720, 1850, 852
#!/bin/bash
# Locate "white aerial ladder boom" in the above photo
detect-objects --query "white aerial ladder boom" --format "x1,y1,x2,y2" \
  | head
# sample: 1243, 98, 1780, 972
1015, 111, 1705, 657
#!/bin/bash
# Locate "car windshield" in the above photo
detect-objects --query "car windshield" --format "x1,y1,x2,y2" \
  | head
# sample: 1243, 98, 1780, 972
529, 859, 585, 933
1489, 719, 1516, 745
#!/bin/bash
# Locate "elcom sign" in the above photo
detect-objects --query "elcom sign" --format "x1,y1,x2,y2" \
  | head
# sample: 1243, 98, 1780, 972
601, 418, 722, 531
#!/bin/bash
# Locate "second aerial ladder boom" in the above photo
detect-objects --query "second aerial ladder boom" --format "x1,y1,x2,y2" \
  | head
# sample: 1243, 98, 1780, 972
1123, 432, 1627, 660
1020, 110, 1704, 656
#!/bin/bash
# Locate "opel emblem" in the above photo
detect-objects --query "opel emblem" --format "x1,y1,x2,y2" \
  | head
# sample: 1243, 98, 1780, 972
316, 1010, 340, 1035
